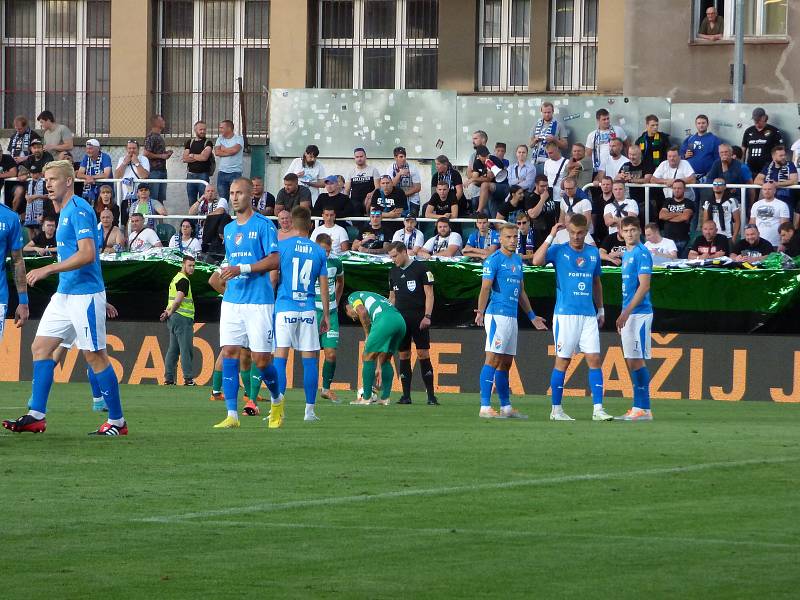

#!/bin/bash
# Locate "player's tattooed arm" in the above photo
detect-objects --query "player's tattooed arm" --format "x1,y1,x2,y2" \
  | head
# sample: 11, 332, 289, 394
12, 249, 27, 295
12, 249, 29, 327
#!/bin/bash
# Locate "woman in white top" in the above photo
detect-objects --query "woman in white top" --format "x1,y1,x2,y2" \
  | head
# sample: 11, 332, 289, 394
114, 139, 151, 199
169, 219, 202, 255
285, 144, 326, 205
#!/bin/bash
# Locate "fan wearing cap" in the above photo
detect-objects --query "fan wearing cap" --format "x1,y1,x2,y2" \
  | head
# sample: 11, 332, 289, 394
390, 215, 425, 256
121, 183, 167, 232
314, 175, 351, 217
352, 210, 391, 255
76, 138, 113, 203
12, 139, 54, 219
742, 108, 785, 176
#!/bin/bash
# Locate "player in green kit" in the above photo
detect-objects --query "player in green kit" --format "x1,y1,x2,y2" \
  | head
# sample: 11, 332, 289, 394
314, 234, 345, 402
345, 291, 406, 405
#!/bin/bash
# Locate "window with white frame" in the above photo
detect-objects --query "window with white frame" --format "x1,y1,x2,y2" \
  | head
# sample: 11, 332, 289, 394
477, 0, 530, 92
692, 0, 787, 39
316, 0, 439, 89
156, 0, 270, 138
1, 0, 110, 135
549, 0, 597, 91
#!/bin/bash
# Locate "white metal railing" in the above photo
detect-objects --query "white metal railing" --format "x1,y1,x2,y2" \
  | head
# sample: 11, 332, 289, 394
581, 181, 800, 227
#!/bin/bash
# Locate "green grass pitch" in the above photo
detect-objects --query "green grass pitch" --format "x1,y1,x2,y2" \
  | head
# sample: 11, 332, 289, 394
1, 382, 798, 599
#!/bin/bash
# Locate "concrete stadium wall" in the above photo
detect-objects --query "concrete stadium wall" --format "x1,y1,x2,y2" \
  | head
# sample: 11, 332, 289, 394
2, 320, 799, 403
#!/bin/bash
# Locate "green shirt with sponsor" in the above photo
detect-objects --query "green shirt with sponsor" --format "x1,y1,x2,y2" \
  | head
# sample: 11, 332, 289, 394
315, 256, 343, 310
347, 291, 400, 324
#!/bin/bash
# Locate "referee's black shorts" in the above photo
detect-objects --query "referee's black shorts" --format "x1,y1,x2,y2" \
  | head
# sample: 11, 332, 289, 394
398, 311, 431, 352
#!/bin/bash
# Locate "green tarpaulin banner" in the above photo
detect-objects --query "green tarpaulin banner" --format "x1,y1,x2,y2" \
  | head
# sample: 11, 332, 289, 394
7, 253, 800, 331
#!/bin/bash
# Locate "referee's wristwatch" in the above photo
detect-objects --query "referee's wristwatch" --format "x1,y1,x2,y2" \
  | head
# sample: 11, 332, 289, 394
424, 313, 432, 320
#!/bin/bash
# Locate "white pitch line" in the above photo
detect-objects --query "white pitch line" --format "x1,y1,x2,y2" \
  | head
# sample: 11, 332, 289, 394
173, 520, 800, 550
136, 456, 798, 524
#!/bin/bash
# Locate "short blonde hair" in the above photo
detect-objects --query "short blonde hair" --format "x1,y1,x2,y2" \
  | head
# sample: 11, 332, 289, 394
43, 159, 76, 182
499, 223, 518, 234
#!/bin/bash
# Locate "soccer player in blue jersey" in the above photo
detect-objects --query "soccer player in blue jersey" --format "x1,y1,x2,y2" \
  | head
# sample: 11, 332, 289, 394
615, 216, 654, 421
273, 206, 330, 423
0, 201, 29, 345
215, 177, 282, 429
533, 213, 613, 421
3, 160, 126, 435
475, 223, 547, 418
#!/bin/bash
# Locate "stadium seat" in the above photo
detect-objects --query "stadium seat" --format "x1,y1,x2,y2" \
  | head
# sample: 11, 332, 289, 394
156, 223, 176, 245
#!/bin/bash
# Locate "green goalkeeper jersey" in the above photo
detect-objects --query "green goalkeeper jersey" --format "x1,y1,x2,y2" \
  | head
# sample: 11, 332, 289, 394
315, 256, 343, 310
347, 291, 400, 323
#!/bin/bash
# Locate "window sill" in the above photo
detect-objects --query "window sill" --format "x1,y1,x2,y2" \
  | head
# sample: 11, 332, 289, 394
689, 37, 789, 46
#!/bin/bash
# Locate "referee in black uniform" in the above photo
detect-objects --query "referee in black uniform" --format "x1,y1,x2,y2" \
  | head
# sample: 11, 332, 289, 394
387, 241, 438, 405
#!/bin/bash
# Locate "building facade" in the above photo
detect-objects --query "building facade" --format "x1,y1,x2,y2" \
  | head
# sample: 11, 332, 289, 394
0, 0, 794, 141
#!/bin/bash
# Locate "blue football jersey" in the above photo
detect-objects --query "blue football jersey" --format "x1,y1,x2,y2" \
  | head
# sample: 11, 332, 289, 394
275, 236, 327, 312
467, 229, 499, 250
222, 213, 279, 304
546, 242, 601, 316
483, 250, 523, 317
56, 196, 104, 295
0, 203, 24, 305
621, 242, 653, 314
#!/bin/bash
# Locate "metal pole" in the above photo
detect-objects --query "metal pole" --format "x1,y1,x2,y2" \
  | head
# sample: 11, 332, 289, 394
644, 186, 650, 224
733, 0, 745, 103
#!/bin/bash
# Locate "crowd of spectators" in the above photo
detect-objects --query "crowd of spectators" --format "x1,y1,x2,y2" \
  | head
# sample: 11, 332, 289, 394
3, 102, 800, 264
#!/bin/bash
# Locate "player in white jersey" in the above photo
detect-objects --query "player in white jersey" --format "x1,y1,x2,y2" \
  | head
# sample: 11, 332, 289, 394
532, 213, 613, 421
214, 177, 282, 429
3, 160, 127, 435
273, 206, 330, 423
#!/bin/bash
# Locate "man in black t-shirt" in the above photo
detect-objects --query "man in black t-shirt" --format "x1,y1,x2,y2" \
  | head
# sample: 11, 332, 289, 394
23, 216, 57, 256
424, 181, 458, 219
742, 108, 784, 176
345, 147, 381, 215
688, 220, 730, 259
618, 145, 654, 222
387, 241, 438, 405
183, 120, 214, 206
353, 210, 390, 254
370, 175, 406, 236
526, 175, 559, 246
0, 151, 19, 209
599, 231, 627, 266
496, 185, 527, 222
778, 222, 800, 257
730, 224, 774, 262
315, 175, 351, 217
658, 179, 696, 257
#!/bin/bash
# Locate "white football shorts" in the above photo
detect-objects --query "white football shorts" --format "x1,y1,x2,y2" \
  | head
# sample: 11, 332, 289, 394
484, 313, 518, 356
219, 301, 275, 353
553, 314, 600, 358
36, 291, 107, 351
275, 310, 321, 352
0, 303, 6, 343
621, 312, 653, 360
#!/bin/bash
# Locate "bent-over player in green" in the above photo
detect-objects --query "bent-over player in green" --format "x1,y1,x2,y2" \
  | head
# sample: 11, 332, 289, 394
345, 291, 406, 405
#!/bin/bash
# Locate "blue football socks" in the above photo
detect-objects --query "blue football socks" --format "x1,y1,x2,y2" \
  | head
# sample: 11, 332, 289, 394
479, 364, 496, 407
495, 369, 511, 407
550, 368, 566, 406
